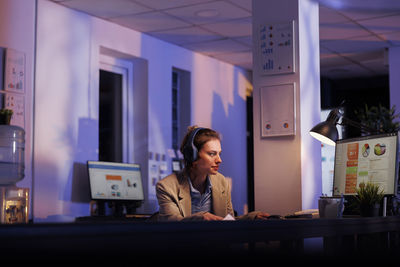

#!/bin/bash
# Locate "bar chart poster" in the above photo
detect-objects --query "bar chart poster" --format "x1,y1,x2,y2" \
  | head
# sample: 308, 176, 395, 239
258, 21, 295, 75
4, 48, 25, 93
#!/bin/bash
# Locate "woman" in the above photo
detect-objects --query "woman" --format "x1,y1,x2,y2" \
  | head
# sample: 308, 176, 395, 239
156, 126, 269, 221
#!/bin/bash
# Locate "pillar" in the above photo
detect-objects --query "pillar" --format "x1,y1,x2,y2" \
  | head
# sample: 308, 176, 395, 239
252, 0, 322, 215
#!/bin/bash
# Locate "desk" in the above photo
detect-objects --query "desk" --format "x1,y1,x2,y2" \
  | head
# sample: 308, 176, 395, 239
75, 214, 152, 222
1, 217, 400, 263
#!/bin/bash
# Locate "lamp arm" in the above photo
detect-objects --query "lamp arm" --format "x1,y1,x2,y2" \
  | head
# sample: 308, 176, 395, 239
339, 117, 379, 134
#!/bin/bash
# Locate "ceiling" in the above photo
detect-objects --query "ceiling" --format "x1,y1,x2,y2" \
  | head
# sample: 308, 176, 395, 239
49, 0, 400, 80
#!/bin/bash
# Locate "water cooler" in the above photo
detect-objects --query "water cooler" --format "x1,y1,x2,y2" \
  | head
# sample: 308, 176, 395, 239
0, 125, 29, 224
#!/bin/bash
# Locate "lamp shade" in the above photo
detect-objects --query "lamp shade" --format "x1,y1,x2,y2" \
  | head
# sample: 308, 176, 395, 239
309, 109, 341, 146
310, 121, 338, 146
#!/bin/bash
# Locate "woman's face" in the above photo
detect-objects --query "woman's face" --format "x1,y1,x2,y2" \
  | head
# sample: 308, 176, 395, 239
193, 138, 222, 175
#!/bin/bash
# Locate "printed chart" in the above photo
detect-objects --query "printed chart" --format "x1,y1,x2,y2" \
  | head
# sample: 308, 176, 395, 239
257, 21, 295, 75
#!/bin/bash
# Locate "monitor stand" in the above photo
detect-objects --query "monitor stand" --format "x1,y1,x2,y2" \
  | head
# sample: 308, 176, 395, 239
76, 200, 148, 222
87, 200, 144, 218
110, 201, 143, 217
125, 201, 142, 215
96, 200, 106, 216
110, 201, 124, 217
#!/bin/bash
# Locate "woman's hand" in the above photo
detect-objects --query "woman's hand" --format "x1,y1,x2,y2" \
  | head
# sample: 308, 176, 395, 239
255, 211, 270, 220
202, 212, 224, 221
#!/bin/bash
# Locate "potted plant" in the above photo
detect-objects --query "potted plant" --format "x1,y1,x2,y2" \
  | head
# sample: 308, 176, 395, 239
355, 182, 384, 217
0, 109, 13, 125
355, 104, 400, 135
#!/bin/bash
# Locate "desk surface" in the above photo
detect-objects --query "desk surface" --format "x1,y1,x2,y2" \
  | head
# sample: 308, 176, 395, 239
75, 214, 152, 222
2, 215, 398, 237
1, 216, 400, 262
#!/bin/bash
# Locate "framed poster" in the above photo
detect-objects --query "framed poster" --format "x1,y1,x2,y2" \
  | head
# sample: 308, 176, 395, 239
257, 21, 295, 76
260, 83, 296, 137
4, 48, 25, 93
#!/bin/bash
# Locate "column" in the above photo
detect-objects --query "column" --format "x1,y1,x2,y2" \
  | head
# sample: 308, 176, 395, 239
252, 0, 322, 215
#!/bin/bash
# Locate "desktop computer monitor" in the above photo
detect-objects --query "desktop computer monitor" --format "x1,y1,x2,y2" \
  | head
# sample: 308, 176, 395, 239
87, 161, 144, 201
333, 133, 399, 196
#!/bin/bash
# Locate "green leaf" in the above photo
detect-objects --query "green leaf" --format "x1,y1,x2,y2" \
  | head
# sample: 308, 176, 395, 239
355, 104, 400, 134
355, 182, 384, 205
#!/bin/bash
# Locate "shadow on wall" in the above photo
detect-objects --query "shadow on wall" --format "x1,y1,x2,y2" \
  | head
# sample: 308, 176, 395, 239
211, 68, 248, 215
30, 158, 89, 223
33, 159, 63, 222
64, 118, 98, 205
70, 162, 91, 203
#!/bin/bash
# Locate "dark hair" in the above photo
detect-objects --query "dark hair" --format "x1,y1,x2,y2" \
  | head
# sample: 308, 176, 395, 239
180, 125, 220, 172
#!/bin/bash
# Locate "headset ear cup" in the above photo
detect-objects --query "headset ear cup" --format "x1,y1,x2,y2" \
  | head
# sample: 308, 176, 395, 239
183, 127, 203, 164
192, 143, 198, 162
183, 144, 193, 163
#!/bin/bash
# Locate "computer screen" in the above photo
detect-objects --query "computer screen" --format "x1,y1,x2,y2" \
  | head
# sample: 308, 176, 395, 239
333, 133, 399, 196
87, 161, 144, 201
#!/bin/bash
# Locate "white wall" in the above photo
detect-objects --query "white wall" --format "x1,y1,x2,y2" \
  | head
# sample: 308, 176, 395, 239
34, 0, 251, 221
0, 0, 36, 218
252, 0, 321, 215
298, 0, 323, 211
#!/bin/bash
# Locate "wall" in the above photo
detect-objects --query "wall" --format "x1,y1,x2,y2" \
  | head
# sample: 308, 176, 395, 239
252, 0, 322, 215
34, 0, 251, 221
0, 0, 36, 218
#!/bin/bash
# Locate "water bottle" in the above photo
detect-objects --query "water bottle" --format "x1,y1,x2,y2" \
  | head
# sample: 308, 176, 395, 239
0, 125, 25, 185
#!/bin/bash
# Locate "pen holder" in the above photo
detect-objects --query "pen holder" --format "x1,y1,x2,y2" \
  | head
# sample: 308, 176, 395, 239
318, 196, 344, 218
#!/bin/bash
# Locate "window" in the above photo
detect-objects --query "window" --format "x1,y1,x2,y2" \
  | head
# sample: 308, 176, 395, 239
172, 71, 179, 150
172, 68, 191, 151
99, 69, 123, 162
99, 55, 133, 163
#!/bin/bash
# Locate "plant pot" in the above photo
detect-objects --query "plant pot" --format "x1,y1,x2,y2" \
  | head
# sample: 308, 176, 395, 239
360, 203, 380, 217
0, 114, 12, 125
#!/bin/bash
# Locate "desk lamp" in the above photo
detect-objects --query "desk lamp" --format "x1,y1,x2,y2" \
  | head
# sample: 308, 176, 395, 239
309, 108, 378, 146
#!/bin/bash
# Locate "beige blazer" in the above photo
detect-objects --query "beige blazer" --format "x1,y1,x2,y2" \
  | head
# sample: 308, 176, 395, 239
156, 171, 258, 221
